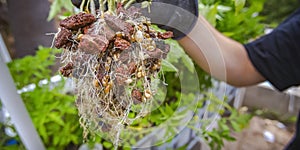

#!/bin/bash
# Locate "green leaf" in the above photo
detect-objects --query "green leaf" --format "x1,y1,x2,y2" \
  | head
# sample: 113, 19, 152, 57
234, 0, 246, 15
181, 54, 195, 73
222, 32, 235, 37
199, 3, 218, 27
165, 40, 184, 63
230, 120, 242, 132
70, 135, 79, 144
162, 60, 178, 72
218, 120, 230, 131
165, 104, 174, 116
38, 124, 48, 143
229, 109, 238, 119
48, 113, 65, 126
158, 107, 169, 119
103, 141, 113, 149
48, 0, 74, 21
123, 146, 131, 150
234, 113, 252, 128
223, 134, 236, 141
48, 0, 60, 21
53, 135, 60, 146
129, 138, 136, 145
207, 4, 219, 27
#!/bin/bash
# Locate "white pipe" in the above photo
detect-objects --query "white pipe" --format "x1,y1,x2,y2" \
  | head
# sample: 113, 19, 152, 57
0, 34, 12, 63
0, 57, 45, 150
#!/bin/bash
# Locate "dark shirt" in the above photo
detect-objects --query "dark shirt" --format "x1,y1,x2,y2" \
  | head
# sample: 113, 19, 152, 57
244, 8, 300, 91
244, 8, 300, 150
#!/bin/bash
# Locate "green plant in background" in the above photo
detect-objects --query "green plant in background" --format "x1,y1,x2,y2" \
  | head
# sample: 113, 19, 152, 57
48, 0, 74, 21
2, 0, 284, 149
199, 93, 252, 150
200, 0, 265, 43
47, 0, 214, 148
0, 118, 26, 150
7, 47, 58, 89
21, 83, 82, 149
195, 0, 264, 149
261, 0, 300, 26
7, 47, 82, 150
0, 0, 296, 149
44, 0, 264, 149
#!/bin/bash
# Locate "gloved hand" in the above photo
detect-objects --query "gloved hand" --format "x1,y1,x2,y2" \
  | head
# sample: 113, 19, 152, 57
139, 0, 198, 40
70, 0, 198, 40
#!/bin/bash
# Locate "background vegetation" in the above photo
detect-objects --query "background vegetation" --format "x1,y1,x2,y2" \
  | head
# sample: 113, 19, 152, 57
1, 0, 299, 149
261, 0, 300, 25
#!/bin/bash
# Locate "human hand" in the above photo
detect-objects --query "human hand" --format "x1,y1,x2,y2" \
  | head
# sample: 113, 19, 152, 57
138, 0, 198, 39
70, 0, 198, 40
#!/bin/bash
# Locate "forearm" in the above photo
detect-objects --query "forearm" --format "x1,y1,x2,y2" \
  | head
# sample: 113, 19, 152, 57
178, 15, 265, 86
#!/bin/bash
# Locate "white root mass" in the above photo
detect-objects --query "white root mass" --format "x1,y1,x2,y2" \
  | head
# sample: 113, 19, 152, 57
55, 5, 172, 146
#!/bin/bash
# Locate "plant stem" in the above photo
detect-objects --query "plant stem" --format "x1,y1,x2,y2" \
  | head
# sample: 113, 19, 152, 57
99, 0, 105, 14
80, 0, 87, 11
90, 0, 96, 15
107, 0, 116, 14
124, 0, 135, 9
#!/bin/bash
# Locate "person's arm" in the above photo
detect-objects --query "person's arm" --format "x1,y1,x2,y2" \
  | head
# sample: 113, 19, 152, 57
178, 15, 265, 86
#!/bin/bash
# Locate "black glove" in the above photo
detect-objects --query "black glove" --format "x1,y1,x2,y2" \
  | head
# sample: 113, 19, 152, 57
71, 0, 198, 40
138, 0, 198, 39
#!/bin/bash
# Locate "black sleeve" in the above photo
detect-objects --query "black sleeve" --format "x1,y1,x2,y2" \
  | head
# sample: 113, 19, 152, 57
244, 8, 300, 91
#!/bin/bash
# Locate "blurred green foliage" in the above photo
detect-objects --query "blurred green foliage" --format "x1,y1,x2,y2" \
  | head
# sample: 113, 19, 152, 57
0, 123, 25, 150
198, 0, 264, 149
45, 0, 263, 149
261, 0, 300, 25
1, 0, 286, 149
200, 0, 265, 43
48, 0, 74, 21
7, 47, 58, 89
7, 47, 82, 150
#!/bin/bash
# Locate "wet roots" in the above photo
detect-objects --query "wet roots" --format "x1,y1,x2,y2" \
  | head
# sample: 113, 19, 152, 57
54, 5, 173, 145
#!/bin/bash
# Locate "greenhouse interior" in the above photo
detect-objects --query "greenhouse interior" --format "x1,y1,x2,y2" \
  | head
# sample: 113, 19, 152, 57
0, 0, 299, 150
